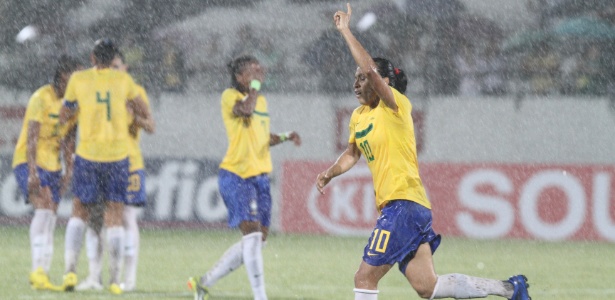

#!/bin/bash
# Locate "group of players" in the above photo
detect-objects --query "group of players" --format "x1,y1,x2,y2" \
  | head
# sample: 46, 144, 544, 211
13, 38, 154, 295
13, 3, 531, 300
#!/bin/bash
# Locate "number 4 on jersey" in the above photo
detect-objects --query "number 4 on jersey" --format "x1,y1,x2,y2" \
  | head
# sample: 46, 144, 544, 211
96, 91, 111, 121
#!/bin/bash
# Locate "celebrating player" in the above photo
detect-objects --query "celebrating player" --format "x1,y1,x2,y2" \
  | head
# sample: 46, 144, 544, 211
315, 4, 531, 300
12, 55, 81, 290
59, 38, 151, 295
76, 50, 155, 292
188, 55, 301, 300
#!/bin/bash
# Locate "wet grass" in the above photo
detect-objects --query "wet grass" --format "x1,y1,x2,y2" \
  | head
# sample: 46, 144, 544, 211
1, 225, 614, 299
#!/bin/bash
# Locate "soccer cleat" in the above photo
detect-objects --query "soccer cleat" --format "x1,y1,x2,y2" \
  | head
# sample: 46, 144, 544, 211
187, 276, 210, 300
508, 275, 531, 300
62, 272, 78, 292
119, 282, 135, 292
75, 277, 103, 291
29, 267, 52, 290
109, 283, 123, 295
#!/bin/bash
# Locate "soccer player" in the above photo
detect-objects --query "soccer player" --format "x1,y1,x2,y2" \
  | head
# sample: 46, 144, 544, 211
59, 38, 151, 295
12, 55, 81, 290
188, 55, 301, 300
76, 50, 155, 292
315, 4, 531, 300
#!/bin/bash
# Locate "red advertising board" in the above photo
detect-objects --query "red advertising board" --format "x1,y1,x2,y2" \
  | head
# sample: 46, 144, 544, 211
281, 161, 615, 241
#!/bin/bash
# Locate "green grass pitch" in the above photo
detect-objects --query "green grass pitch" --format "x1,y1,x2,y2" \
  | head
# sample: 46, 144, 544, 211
1, 225, 614, 299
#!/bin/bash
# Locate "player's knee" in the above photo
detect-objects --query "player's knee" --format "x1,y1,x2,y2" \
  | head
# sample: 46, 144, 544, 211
415, 286, 434, 299
412, 280, 436, 299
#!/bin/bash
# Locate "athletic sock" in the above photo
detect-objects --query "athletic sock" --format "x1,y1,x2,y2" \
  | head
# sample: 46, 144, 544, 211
30, 209, 52, 272
64, 217, 85, 273
122, 206, 140, 290
106, 226, 125, 285
200, 240, 243, 287
354, 288, 379, 300
85, 226, 103, 283
430, 273, 513, 299
43, 214, 57, 273
242, 232, 267, 300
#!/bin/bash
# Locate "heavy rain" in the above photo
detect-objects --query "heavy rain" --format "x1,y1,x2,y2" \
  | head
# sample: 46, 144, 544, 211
0, 0, 614, 299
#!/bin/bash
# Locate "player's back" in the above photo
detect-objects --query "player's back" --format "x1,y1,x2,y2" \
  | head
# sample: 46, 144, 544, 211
64, 67, 139, 162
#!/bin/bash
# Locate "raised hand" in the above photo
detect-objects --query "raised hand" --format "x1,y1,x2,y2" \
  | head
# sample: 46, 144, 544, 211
334, 3, 352, 32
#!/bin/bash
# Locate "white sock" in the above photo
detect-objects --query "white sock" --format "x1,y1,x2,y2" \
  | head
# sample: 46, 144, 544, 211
430, 273, 512, 299
200, 240, 243, 287
243, 232, 267, 300
30, 209, 52, 272
43, 214, 57, 273
106, 226, 125, 285
354, 288, 379, 300
64, 217, 85, 273
85, 226, 103, 283
122, 206, 141, 290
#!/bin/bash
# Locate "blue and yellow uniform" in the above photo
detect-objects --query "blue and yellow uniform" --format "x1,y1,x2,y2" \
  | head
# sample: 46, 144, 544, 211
12, 84, 73, 203
218, 88, 272, 228
125, 84, 149, 206
349, 87, 440, 272
63, 67, 139, 203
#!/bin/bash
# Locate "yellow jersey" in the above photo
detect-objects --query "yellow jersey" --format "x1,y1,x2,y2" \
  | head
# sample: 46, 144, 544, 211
63, 67, 139, 162
348, 87, 430, 211
127, 84, 149, 172
219, 88, 272, 178
12, 84, 74, 171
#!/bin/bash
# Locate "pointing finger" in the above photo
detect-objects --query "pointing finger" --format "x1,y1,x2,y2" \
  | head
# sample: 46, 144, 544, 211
347, 3, 352, 16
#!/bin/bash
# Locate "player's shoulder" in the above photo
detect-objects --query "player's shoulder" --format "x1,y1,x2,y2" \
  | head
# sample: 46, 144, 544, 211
221, 88, 243, 102
135, 84, 147, 95
391, 87, 410, 105
30, 84, 55, 102
71, 67, 94, 78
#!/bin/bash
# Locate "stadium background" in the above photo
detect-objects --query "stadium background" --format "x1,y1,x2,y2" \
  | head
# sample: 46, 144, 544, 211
1, 0, 614, 243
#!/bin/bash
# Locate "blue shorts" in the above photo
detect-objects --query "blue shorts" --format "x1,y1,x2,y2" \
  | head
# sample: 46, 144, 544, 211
362, 200, 441, 274
126, 170, 146, 207
72, 156, 128, 204
218, 169, 272, 228
13, 164, 62, 204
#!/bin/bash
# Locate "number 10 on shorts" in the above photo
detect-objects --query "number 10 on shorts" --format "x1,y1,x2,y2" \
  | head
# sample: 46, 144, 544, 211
369, 229, 391, 253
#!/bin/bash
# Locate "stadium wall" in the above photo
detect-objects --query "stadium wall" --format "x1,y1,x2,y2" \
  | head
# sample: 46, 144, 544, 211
1, 92, 614, 241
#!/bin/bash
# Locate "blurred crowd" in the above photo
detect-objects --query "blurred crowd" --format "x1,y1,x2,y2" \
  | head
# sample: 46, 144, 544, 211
3, 0, 615, 99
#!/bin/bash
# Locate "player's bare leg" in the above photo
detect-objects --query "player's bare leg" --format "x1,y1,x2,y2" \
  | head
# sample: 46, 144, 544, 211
406, 243, 527, 299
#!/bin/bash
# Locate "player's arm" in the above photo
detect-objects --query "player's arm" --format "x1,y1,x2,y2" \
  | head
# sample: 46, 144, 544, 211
335, 3, 396, 111
232, 87, 258, 117
270, 131, 301, 146
60, 124, 76, 194
59, 101, 77, 125
26, 121, 41, 193
128, 95, 155, 134
316, 142, 361, 194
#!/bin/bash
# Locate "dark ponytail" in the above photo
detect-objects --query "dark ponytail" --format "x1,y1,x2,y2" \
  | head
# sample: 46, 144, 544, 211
393, 67, 407, 94
372, 57, 406, 94
228, 55, 258, 91
52, 55, 81, 88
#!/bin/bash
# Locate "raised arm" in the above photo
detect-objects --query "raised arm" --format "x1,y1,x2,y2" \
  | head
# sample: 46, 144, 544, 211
334, 3, 396, 111
315, 142, 361, 194
232, 86, 259, 117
